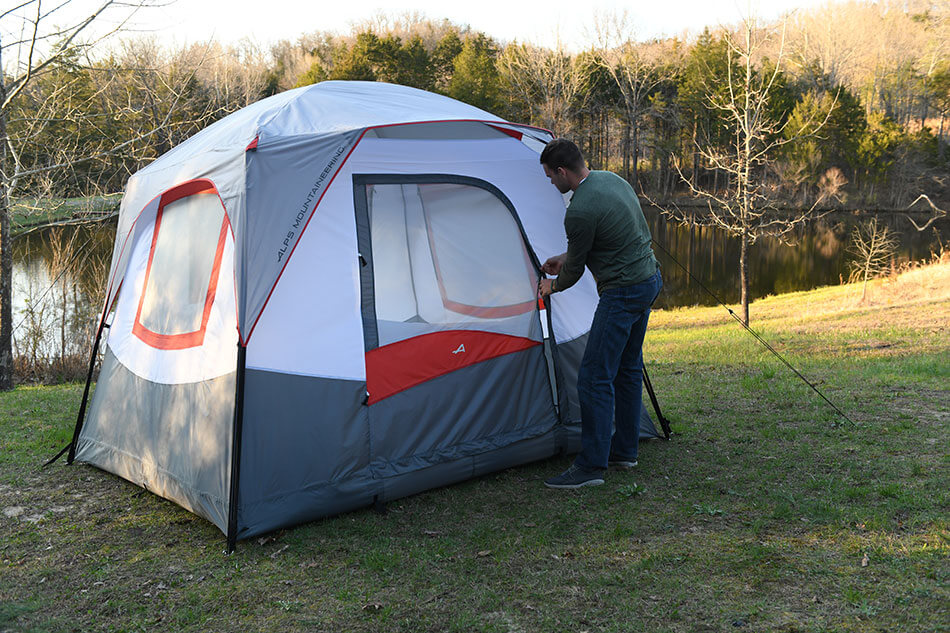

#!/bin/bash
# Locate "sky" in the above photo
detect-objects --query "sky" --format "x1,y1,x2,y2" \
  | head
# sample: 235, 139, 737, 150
121, 0, 836, 50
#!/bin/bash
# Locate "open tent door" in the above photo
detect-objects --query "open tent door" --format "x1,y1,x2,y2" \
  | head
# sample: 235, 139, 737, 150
354, 175, 558, 489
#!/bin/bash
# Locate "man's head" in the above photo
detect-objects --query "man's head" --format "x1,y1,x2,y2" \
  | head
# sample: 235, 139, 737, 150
540, 138, 587, 194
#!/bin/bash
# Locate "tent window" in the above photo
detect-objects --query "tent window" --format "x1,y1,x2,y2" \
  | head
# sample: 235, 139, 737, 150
133, 182, 229, 350
363, 179, 539, 348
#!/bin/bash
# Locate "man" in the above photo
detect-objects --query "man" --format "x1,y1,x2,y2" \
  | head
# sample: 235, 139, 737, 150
538, 138, 662, 489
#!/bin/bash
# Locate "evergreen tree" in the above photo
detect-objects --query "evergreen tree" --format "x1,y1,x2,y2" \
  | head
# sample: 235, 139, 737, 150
431, 30, 463, 93
447, 34, 503, 113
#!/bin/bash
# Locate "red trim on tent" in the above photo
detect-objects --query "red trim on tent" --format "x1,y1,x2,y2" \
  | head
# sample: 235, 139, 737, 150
159, 179, 216, 205
132, 180, 231, 350
244, 118, 553, 344
439, 298, 538, 319
365, 330, 539, 404
246, 136, 259, 151
487, 124, 523, 140
100, 178, 240, 333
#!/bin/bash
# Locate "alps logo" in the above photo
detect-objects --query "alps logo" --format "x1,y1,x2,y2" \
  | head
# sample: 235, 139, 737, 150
452, 343, 466, 355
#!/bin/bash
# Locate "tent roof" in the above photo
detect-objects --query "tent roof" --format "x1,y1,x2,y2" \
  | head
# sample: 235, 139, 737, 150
141, 81, 507, 177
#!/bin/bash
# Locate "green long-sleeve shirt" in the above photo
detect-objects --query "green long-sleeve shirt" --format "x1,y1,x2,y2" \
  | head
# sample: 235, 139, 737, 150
554, 170, 658, 295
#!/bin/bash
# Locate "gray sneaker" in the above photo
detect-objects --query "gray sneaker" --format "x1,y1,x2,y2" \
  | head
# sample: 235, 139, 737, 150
608, 455, 638, 470
544, 464, 605, 489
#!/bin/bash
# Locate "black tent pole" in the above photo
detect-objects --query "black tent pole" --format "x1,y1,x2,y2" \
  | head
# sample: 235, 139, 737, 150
66, 318, 107, 464
642, 364, 672, 440
226, 343, 247, 554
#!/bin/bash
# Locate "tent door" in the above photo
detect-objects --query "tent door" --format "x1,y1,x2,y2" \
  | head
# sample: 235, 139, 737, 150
353, 174, 558, 478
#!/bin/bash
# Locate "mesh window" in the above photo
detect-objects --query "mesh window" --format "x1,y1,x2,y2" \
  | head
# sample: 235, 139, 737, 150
366, 182, 539, 347
137, 193, 227, 342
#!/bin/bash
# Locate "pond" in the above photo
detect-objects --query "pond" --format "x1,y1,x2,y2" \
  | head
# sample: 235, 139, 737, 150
13, 223, 114, 362
11, 208, 949, 357
643, 206, 948, 310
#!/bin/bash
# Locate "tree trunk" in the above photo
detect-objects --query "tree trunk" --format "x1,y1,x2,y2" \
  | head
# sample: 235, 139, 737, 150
60, 278, 67, 371
861, 267, 869, 303
0, 50, 14, 390
622, 117, 630, 182
651, 119, 659, 194
739, 227, 750, 326
691, 118, 699, 188
587, 113, 595, 167
631, 117, 640, 193
939, 112, 946, 161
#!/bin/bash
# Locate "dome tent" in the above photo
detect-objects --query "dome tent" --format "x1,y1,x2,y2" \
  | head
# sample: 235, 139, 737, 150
68, 81, 668, 549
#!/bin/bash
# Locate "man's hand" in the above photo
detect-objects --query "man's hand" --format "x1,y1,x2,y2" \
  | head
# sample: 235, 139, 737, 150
538, 278, 555, 298
542, 253, 566, 275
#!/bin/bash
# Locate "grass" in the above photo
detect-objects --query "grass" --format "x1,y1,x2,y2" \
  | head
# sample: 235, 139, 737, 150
9, 195, 120, 234
1, 263, 948, 632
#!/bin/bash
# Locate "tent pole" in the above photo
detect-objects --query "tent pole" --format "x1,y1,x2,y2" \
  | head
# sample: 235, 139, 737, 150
226, 343, 247, 554
642, 364, 672, 439
67, 318, 107, 465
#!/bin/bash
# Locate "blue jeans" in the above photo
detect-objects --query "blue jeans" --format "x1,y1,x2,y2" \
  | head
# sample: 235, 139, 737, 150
574, 269, 662, 471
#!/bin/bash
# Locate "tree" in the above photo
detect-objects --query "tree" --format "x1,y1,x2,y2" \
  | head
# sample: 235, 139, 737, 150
778, 85, 865, 201
676, 29, 737, 193
446, 33, 502, 113
0, 1, 202, 390
847, 217, 897, 303
497, 41, 587, 133
593, 12, 672, 189
326, 31, 434, 91
925, 60, 949, 159
666, 10, 836, 325
431, 29, 463, 93
854, 110, 904, 201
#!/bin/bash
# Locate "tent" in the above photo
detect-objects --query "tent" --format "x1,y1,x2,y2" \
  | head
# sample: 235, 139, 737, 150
68, 81, 669, 549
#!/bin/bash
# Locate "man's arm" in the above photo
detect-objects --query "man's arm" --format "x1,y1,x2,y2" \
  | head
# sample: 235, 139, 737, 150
552, 214, 594, 293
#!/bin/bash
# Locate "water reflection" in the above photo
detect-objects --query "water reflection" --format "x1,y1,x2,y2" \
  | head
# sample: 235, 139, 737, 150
644, 206, 948, 309
12, 223, 114, 364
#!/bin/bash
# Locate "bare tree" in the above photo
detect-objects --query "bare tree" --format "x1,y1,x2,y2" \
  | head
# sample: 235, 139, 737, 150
786, 0, 947, 126
593, 11, 672, 188
847, 217, 897, 303
497, 41, 587, 133
786, 1, 859, 90
0, 0, 167, 389
665, 8, 837, 325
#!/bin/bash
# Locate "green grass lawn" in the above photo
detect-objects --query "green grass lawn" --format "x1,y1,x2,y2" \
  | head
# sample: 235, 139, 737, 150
1, 264, 947, 632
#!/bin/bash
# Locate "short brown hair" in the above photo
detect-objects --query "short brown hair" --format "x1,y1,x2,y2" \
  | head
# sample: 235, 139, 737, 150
540, 138, 585, 172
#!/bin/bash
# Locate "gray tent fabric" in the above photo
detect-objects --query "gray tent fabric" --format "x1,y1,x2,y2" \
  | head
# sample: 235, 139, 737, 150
237, 370, 370, 538
75, 348, 234, 531
241, 130, 361, 340
236, 351, 559, 539
366, 350, 556, 478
